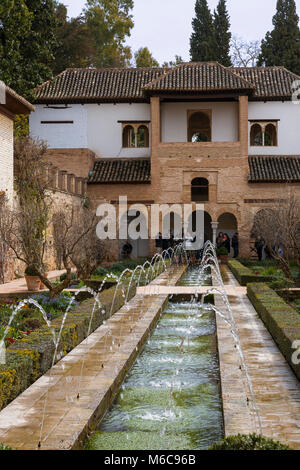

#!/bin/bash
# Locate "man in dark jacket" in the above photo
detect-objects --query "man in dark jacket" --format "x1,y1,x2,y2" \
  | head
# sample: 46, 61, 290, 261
232, 232, 239, 258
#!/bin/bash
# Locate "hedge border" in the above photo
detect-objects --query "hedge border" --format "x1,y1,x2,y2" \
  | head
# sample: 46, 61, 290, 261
0, 283, 136, 411
228, 260, 274, 286
247, 283, 300, 380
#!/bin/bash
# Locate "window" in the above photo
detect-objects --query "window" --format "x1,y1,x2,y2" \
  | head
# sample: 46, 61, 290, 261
123, 125, 135, 148
191, 178, 209, 202
188, 111, 211, 142
250, 121, 278, 147
122, 123, 150, 148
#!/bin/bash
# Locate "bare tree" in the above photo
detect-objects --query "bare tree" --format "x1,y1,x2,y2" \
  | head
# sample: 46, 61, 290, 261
0, 194, 13, 283
231, 36, 261, 67
252, 192, 300, 286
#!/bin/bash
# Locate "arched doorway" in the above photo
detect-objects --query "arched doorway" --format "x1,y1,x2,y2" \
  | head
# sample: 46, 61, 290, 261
119, 211, 149, 259
217, 212, 238, 256
187, 210, 212, 245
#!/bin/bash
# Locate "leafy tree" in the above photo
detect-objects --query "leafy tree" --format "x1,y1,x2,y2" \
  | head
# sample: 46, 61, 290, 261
162, 55, 184, 68
190, 0, 216, 62
84, 0, 134, 67
134, 47, 159, 67
257, 0, 300, 75
0, 0, 58, 99
213, 0, 232, 66
52, 4, 95, 75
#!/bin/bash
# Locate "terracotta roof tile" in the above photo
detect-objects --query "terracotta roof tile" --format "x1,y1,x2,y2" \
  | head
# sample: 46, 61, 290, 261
144, 62, 254, 93
88, 159, 151, 184
249, 156, 300, 182
233, 67, 299, 99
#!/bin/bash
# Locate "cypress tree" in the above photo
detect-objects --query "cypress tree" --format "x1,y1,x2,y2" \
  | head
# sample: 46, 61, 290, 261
213, 0, 232, 66
190, 0, 216, 61
257, 0, 300, 75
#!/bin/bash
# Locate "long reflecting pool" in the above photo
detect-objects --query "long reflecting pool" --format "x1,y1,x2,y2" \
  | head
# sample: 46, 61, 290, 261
86, 268, 224, 450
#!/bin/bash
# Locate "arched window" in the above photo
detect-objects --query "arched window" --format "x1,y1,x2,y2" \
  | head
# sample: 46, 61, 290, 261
250, 124, 263, 146
191, 178, 209, 202
264, 123, 277, 146
137, 125, 149, 148
188, 111, 211, 142
122, 125, 135, 148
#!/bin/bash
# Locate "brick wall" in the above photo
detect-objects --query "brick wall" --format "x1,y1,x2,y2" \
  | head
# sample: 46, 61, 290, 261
44, 148, 95, 178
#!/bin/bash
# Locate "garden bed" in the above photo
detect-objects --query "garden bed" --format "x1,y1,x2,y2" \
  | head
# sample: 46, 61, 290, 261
247, 283, 300, 381
0, 283, 136, 411
228, 260, 274, 286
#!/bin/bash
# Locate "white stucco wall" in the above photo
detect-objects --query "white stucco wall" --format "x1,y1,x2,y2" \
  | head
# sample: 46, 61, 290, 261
30, 103, 151, 158
30, 104, 88, 149
0, 113, 14, 202
248, 101, 300, 155
87, 103, 151, 158
161, 101, 239, 143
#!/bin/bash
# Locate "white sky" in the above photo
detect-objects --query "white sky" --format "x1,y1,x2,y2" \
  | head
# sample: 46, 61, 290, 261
61, 0, 300, 64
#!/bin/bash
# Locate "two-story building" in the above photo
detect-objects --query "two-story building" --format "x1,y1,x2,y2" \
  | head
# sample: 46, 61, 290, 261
30, 62, 300, 258
0, 82, 34, 202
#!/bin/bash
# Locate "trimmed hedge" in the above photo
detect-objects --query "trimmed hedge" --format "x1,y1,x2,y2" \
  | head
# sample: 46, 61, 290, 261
247, 283, 300, 380
0, 284, 136, 411
228, 260, 274, 286
210, 433, 290, 450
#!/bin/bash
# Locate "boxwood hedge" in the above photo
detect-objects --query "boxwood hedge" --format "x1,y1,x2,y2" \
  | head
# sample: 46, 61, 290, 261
0, 284, 136, 411
228, 260, 274, 286
247, 283, 300, 380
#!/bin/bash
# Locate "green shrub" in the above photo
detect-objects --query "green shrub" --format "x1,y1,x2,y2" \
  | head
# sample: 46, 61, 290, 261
0, 442, 13, 450
110, 263, 128, 273
217, 246, 228, 256
210, 434, 290, 450
24, 266, 39, 276
95, 267, 108, 276
59, 272, 77, 282
228, 260, 274, 286
268, 278, 294, 290
247, 283, 300, 380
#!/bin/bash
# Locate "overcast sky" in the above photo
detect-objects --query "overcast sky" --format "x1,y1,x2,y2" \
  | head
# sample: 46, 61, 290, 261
61, 0, 300, 64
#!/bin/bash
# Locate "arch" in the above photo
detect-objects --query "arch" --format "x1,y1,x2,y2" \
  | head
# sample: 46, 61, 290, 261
217, 212, 238, 256
137, 125, 149, 148
119, 210, 149, 258
122, 125, 135, 148
188, 111, 211, 142
191, 177, 209, 202
264, 123, 277, 146
250, 124, 263, 146
188, 210, 212, 243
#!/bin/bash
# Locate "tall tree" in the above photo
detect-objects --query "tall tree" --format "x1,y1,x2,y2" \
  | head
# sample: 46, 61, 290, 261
84, 0, 134, 67
134, 47, 159, 67
53, 4, 95, 75
257, 0, 300, 75
213, 0, 232, 66
0, 0, 58, 99
190, 0, 216, 62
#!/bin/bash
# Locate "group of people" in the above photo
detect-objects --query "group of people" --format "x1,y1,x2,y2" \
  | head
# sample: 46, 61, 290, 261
217, 231, 239, 258
155, 232, 176, 253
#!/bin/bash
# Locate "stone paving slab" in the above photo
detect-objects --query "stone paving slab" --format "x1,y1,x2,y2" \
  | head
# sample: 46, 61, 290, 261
0, 266, 186, 450
216, 266, 300, 449
0, 268, 70, 296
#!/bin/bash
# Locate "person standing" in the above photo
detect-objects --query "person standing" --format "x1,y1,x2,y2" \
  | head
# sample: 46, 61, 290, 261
155, 232, 163, 254
232, 232, 239, 258
223, 233, 231, 254
255, 236, 265, 261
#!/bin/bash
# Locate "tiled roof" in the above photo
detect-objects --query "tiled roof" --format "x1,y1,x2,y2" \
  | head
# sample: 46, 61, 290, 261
143, 62, 254, 93
34, 68, 167, 103
249, 156, 300, 182
34, 63, 300, 103
88, 159, 151, 184
233, 67, 299, 99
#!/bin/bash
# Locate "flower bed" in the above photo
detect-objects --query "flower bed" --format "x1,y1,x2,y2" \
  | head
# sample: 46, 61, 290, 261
0, 283, 136, 411
228, 260, 274, 286
247, 283, 300, 381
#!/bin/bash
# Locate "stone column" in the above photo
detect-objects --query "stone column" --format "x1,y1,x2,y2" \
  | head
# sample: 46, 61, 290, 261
239, 95, 249, 156
211, 221, 219, 246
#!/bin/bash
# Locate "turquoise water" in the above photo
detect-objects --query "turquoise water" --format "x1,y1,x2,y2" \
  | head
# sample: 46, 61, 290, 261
86, 268, 224, 450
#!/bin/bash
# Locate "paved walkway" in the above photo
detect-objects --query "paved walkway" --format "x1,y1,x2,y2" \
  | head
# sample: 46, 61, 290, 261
0, 269, 67, 296
0, 266, 186, 450
215, 266, 300, 449
137, 285, 247, 296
